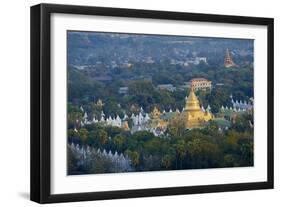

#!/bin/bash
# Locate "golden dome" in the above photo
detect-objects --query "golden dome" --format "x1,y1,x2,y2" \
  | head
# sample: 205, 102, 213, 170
185, 88, 201, 111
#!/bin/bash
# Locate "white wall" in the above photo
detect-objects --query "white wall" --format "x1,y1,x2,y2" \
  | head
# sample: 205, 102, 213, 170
0, 0, 279, 206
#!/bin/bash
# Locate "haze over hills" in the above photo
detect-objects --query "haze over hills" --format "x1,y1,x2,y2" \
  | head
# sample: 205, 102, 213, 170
67, 31, 253, 67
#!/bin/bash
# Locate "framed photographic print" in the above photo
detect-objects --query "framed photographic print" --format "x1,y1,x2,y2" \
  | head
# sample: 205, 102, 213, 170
30, 3, 274, 203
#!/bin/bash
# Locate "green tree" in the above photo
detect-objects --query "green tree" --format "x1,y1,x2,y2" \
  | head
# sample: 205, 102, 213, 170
67, 111, 82, 129
168, 114, 186, 137
125, 150, 140, 167
174, 139, 187, 169
97, 129, 108, 146
112, 134, 126, 152
79, 128, 89, 144
161, 154, 174, 169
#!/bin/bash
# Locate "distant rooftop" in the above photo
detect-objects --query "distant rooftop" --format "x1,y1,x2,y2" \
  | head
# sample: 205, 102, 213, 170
93, 76, 112, 81
118, 87, 129, 94
190, 78, 209, 82
157, 84, 176, 92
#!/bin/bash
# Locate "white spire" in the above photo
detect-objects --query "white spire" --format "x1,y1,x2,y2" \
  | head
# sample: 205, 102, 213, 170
83, 112, 88, 119
123, 113, 128, 120
144, 113, 150, 122
116, 115, 121, 121
201, 106, 205, 112
100, 116, 105, 122
92, 116, 98, 123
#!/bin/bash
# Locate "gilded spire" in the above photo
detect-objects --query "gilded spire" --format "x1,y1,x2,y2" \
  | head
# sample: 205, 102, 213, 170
151, 106, 161, 119
224, 48, 236, 68
185, 87, 201, 111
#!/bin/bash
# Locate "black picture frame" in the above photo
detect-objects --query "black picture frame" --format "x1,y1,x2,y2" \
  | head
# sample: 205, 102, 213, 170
30, 3, 274, 204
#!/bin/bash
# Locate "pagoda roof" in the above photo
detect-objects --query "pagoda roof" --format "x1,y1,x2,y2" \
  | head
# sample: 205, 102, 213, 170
190, 78, 209, 82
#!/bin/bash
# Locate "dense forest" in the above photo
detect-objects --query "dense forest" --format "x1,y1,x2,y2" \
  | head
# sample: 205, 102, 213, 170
68, 114, 253, 174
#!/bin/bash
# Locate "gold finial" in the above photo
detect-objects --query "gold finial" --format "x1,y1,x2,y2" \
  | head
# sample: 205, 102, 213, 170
190, 85, 195, 92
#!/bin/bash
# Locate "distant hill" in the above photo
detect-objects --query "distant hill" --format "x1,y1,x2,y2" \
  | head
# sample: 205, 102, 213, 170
67, 31, 253, 66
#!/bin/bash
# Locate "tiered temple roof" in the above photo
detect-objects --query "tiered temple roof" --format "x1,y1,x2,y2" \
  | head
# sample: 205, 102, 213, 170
224, 48, 236, 68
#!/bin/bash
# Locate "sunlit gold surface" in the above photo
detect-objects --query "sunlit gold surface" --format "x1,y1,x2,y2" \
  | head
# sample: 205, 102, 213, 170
183, 88, 213, 129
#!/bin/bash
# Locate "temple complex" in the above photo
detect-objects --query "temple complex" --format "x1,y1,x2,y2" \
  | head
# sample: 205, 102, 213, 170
224, 48, 236, 68
75, 86, 254, 136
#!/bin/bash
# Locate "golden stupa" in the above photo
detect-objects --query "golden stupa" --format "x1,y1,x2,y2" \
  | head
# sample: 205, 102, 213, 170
151, 106, 162, 119
150, 106, 167, 128
183, 87, 213, 129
